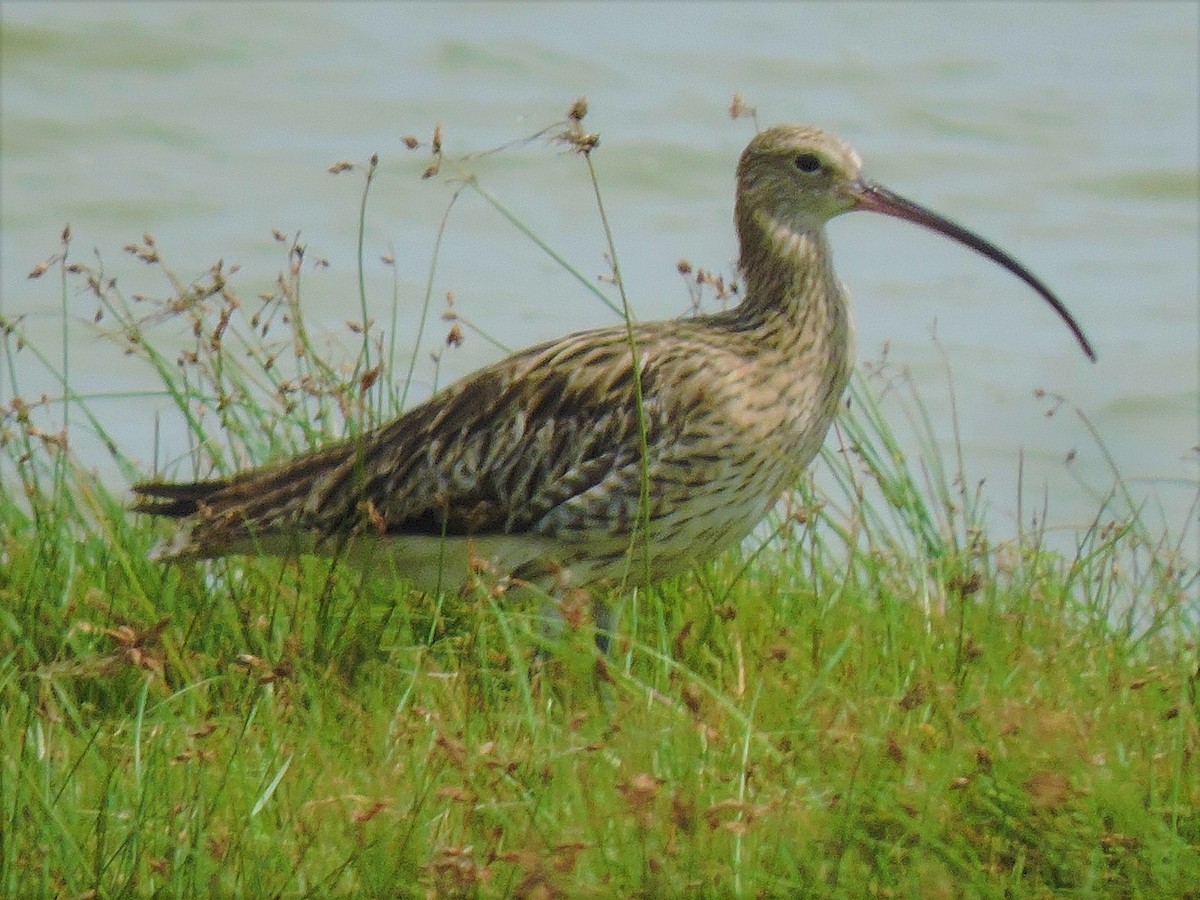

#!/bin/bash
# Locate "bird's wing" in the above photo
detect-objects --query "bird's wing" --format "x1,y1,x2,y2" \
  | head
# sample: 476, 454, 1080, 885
133, 322, 723, 556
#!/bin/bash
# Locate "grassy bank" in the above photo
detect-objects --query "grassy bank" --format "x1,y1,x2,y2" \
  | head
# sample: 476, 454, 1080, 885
1, 111, 1196, 897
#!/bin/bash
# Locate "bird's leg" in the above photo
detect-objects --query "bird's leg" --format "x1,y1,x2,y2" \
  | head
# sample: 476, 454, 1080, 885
591, 594, 615, 656
559, 586, 616, 655
520, 561, 615, 658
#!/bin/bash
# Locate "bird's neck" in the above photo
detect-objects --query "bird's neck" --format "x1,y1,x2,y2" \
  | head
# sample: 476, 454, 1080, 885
727, 209, 848, 348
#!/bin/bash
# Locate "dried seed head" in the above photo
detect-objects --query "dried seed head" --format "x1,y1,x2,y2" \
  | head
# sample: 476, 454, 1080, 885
352, 801, 387, 825
618, 773, 662, 813
1025, 770, 1075, 810
328, 160, 354, 174
568, 96, 588, 121
431, 122, 443, 155
572, 132, 600, 154
729, 92, 755, 120
402, 135, 419, 149
361, 497, 386, 531
672, 789, 697, 833
360, 364, 383, 395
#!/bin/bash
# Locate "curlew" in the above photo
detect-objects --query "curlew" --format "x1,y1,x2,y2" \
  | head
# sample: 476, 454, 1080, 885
132, 126, 1095, 641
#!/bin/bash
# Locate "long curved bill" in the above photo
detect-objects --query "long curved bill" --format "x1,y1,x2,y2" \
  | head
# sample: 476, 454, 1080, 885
853, 181, 1096, 362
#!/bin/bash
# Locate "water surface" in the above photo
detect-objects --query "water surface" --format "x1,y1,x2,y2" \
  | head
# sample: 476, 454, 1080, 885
2, 1, 1197, 557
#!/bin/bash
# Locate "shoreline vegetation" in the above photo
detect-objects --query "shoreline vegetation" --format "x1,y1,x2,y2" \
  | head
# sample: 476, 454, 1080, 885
2, 103, 1196, 896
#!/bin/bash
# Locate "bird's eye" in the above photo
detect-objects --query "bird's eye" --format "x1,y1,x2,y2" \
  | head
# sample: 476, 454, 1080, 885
794, 153, 822, 173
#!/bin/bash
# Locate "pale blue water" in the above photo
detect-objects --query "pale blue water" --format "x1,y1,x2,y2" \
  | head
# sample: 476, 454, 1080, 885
2, 1, 1197, 560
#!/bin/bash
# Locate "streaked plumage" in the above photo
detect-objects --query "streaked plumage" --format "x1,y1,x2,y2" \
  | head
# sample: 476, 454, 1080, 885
133, 125, 1094, 607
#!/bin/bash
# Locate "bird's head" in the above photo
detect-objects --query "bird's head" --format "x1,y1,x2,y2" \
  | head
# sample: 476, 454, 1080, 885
736, 125, 866, 233
735, 124, 1096, 361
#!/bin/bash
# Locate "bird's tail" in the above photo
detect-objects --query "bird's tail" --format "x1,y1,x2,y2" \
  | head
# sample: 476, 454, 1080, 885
130, 479, 231, 519
129, 439, 362, 560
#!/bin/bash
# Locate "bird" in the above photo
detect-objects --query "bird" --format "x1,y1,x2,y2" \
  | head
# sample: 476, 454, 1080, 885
132, 125, 1095, 642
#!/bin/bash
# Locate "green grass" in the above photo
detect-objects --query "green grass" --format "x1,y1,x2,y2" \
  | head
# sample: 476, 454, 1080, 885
1, 108, 1196, 897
